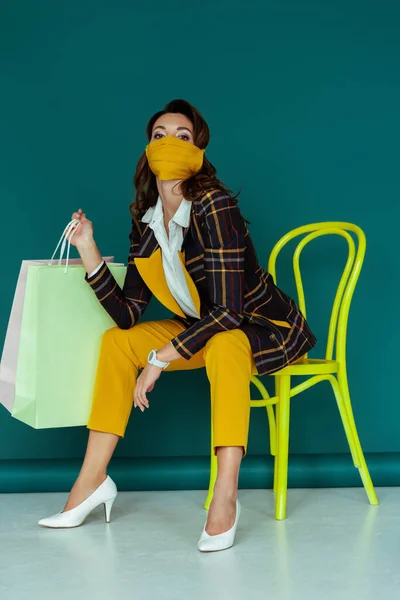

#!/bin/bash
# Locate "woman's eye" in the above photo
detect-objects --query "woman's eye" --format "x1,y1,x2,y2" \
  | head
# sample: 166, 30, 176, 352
178, 134, 190, 141
153, 132, 164, 140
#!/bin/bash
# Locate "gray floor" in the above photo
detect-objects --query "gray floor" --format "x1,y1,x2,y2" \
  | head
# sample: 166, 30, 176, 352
0, 487, 399, 600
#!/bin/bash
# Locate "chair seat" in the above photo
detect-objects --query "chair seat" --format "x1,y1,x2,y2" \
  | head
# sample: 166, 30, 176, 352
273, 358, 339, 376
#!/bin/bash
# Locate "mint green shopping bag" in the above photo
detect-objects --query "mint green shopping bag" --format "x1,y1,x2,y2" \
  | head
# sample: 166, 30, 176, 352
12, 263, 126, 428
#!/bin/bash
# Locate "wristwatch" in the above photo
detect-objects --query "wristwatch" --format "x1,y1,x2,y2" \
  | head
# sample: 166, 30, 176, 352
147, 349, 170, 369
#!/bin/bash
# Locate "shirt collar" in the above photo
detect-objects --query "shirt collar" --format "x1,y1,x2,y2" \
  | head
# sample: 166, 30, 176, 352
141, 195, 192, 228
141, 195, 163, 225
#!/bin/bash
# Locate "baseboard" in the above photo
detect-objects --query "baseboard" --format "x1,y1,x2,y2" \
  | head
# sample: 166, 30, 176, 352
0, 453, 399, 493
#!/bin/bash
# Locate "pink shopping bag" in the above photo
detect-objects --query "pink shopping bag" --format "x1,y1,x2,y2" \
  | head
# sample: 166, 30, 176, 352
0, 256, 115, 412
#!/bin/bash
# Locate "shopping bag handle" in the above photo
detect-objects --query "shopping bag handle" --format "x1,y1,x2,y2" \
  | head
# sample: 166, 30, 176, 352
49, 219, 82, 274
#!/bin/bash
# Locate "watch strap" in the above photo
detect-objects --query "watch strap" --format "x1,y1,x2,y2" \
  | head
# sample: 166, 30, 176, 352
147, 349, 170, 369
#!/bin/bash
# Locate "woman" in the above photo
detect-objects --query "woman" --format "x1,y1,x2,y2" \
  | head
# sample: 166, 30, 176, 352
38, 99, 317, 551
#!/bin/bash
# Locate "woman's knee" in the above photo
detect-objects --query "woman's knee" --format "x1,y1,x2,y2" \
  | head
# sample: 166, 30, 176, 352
101, 325, 127, 344
204, 329, 249, 357
100, 325, 138, 356
204, 330, 255, 377
101, 322, 156, 369
205, 329, 249, 351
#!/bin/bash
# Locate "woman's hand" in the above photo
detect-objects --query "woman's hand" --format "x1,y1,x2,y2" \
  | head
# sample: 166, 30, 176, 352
134, 364, 163, 412
68, 208, 95, 248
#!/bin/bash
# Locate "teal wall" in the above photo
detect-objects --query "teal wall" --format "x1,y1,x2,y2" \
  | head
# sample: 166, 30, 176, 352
1, 1, 399, 490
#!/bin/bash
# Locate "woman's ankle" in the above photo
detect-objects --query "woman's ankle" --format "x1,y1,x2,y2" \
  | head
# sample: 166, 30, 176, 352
212, 482, 238, 502
76, 471, 107, 488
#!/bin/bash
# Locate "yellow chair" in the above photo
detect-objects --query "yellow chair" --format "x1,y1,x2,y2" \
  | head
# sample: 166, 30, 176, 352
204, 221, 379, 520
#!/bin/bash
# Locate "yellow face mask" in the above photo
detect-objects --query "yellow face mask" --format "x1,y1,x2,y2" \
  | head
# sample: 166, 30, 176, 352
145, 136, 205, 180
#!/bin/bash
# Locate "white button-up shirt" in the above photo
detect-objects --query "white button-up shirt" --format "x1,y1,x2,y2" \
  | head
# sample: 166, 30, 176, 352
88, 195, 200, 319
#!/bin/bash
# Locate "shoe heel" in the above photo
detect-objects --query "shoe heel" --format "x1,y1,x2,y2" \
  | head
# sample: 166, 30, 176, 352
104, 496, 116, 523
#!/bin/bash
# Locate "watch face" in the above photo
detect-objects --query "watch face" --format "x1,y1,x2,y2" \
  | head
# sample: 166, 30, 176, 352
148, 350, 155, 361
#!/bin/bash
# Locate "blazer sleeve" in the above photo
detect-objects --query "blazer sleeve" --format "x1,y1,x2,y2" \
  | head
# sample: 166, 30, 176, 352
169, 192, 245, 359
84, 213, 153, 329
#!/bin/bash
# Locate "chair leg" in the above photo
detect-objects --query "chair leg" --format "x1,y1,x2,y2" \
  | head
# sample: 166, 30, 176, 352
275, 374, 291, 520
267, 405, 277, 458
204, 425, 218, 510
328, 375, 360, 467
337, 370, 379, 506
273, 376, 279, 494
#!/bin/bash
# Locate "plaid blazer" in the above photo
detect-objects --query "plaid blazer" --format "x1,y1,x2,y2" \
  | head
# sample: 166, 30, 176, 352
85, 189, 317, 376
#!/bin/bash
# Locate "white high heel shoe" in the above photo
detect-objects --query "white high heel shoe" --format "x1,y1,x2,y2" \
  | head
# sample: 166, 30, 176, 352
38, 475, 117, 528
197, 499, 241, 552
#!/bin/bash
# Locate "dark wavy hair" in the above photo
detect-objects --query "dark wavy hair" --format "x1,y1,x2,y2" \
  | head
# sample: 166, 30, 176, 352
129, 98, 243, 219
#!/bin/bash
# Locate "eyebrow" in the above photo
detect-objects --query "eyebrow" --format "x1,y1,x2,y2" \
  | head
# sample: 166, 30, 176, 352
153, 125, 193, 134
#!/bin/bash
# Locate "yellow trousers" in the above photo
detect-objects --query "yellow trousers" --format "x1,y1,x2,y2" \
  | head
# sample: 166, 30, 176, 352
87, 318, 258, 456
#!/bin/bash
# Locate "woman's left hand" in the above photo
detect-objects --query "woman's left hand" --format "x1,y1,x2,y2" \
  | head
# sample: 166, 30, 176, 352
134, 364, 163, 411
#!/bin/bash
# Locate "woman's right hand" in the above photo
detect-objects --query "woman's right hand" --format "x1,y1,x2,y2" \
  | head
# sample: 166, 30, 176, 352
68, 208, 94, 248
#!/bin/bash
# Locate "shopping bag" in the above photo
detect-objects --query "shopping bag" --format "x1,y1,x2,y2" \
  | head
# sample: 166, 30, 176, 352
12, 262, 126, 428
0, 256, 115, 412
2, 218, 127, 428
